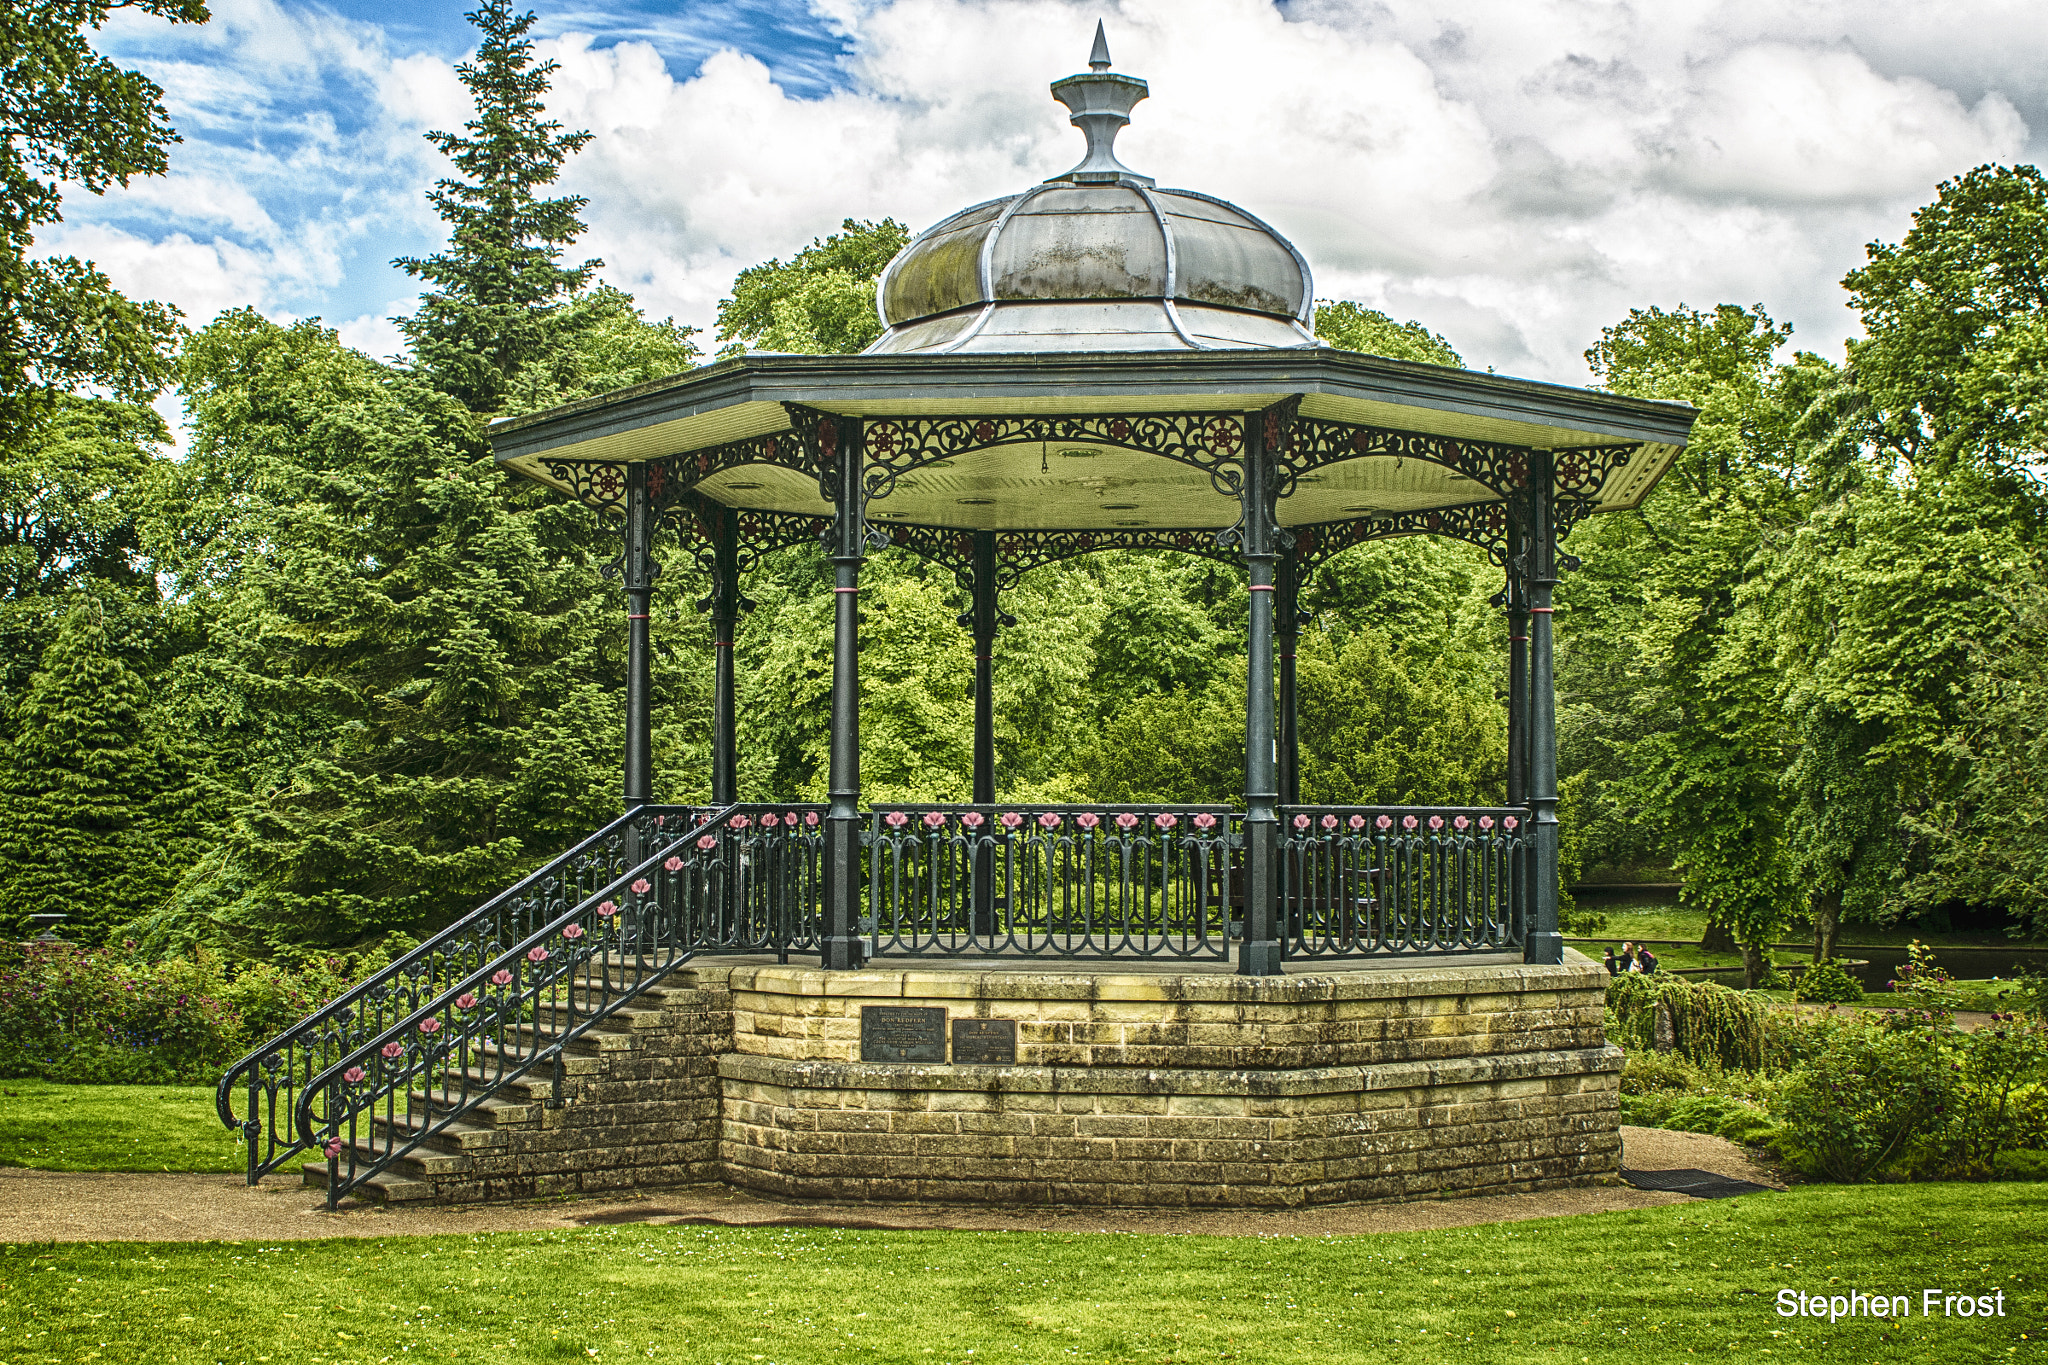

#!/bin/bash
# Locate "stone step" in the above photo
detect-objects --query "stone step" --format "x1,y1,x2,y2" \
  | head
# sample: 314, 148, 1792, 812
368, 1109, 507, 1152
301, 1157, 436, 1205
405, 1086, 546, 1127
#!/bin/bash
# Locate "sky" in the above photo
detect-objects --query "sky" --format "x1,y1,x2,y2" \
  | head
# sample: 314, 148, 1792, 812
60, 0, 2048, 396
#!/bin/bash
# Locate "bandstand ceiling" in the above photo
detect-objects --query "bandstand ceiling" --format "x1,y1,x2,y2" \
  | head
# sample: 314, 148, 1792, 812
490, 349, 1694, 532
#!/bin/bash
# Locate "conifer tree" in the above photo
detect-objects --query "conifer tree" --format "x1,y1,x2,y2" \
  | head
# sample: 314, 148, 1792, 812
0, 597, 186, 938
394, 0, 598, 413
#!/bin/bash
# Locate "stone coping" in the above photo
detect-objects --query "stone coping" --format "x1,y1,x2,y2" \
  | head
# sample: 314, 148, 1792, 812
684, 950, 1605, 1003
719, 1043, 1624, 1099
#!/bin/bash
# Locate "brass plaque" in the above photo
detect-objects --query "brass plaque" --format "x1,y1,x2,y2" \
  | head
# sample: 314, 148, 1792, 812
860, 1005, 946, 1063
951, 1017, 1017, 1065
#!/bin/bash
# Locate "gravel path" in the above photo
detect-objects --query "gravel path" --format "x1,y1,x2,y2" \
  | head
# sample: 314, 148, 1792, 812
0, 1127, 1774, 1245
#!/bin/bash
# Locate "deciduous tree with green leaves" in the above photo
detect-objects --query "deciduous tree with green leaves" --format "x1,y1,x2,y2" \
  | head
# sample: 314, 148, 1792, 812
715, 218, 910, 357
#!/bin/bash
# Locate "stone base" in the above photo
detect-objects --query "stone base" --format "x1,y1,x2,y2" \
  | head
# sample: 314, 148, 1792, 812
340, 952, 1621, 1209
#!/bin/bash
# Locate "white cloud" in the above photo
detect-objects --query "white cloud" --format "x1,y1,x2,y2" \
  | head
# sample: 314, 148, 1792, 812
60, 0, 2047, 389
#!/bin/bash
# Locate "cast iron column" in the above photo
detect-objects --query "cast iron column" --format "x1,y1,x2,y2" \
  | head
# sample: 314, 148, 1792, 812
1526, 454, 1563, 965
1276, 548, 1302, 809
622, 463, 656, 811
969, 530, 1000, 938
822, 416, 867, 970
709, 504, 741, 807
1504, 509, 1530, 809
1238, 411, 1283, 976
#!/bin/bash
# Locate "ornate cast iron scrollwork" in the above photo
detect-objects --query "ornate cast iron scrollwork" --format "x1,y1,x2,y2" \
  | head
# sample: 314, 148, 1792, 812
1274, 413, 1538, 502
1293, 501, 1513, 577
544, 458, 632, 517
856, 411, 1249, 501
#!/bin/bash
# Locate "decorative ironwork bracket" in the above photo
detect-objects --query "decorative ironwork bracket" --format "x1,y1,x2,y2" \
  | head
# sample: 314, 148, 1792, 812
1278, 414, 1532, 501
1293, 501, 1513, 577
857, 411, 1250, 501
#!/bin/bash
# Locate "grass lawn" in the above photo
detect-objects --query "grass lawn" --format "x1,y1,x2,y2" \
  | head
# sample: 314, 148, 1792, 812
1, 1185, 2041, 1364
0, 1082, 241, 1174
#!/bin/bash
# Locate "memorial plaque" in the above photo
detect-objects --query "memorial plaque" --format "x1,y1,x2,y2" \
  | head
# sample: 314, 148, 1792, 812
951, 1018, 1017, 1065
861, 1005, 947, 1063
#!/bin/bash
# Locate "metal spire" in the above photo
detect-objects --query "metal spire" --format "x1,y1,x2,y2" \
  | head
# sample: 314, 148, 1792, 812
1047, 24, 1153, 187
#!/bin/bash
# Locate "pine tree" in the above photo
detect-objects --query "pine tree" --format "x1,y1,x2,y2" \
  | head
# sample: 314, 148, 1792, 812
0, 597, 184, 939
394, 0, 598, 414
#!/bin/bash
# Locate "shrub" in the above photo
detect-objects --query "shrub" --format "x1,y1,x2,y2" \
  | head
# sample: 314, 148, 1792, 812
1560, 910, 1609, 938
0, 941, 361, 1084
1609, 975, 1769, 1072
1922, 1019, 2048, 1180
1794, 959, 1865, 1004
1665, 1095, 1777, 1146
1620, 1051, 1700, 1095
1992, 1150, 2048, 1181
1773, 1019, 1956, 1183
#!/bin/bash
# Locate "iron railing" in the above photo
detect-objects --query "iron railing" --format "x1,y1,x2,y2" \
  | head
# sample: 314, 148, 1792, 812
864, 805, 1237, 960
216, 805, 711, 1187
1278, 806, 1530, 957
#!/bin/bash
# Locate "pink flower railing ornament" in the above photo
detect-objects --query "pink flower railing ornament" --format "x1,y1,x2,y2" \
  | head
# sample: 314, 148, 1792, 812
923, 811, 946, 829
1153, 812, 1177, 830
324, 1138, 344, 1160
962, 811, 985, 829
631, 878, 651, 894
1077, 812, 1100, 829
1376, 815, 1393, 831
380, 1041, 405, 1059
1000, 811, 1023, 829
343, 1066, 366, 1084
526, 946, 550, 964
490, 969, 514, 987
1292, 814, 1310, 830
804, 811, 820, 827
1479, 816, 1495, 831
1453, 815, 1469, 831
562, 923, 585, 940
1320, 814, 1338, 831
1038, 812, 1061, 829
597, 900, 619, 918
730, 815, 751, 830
1403, 815, 1419, 831
1194, 812, 1217, 830
418, 1017, 441, 1036
1115, 812, 1139, 830
697, 834, 718, 850
1428, 815, 1444, 831
885, 811, 909, 828
1349, 814, 1366, 831
761, 812, 779, 828
1504, 815, 1519, 831
455, 992, 478, 1010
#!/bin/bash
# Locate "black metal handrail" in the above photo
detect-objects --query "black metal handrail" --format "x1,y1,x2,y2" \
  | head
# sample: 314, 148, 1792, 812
1278, 805, 1531, 957
216, 804, 710, 1184
284, 810, 741, 1203
864, 803, 1238, 960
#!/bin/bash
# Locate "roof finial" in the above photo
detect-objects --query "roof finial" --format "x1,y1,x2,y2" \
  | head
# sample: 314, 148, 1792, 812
1047, 24, 1153, 188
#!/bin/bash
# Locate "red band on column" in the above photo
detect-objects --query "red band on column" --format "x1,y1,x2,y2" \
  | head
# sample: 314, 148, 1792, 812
627, 614, 650, 621
1248, 585, 1276, 592
1531, 607, 1556, 614
834, 588, 859, 594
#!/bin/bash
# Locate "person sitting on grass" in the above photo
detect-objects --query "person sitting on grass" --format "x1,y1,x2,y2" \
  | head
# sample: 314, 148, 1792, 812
1603, 947, 1620, 975
1619, 941, 1638, 972
1636, 945, 1659, 975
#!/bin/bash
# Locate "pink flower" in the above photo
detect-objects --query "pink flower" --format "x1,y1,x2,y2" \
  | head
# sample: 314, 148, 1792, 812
1292, 814, 1310, 830
455, 993, 478, 1010
654, 815, 666, 827
1194, 813, 1217, 830
1504, 815, 1519, 831
1403, 816, 1419, 831
597, 901, 619, 918
343, 1066, 366, 1084
1038, 812, 1061, 828
491, 969, 514, 987
631, 878, 651, 894
418, 1017, 441, 1035
1116, 813, 1139, 830
803, 811, 818, 827
962, 812, 985, 829
324, 1139, 344, 1160
886, 811, 909, 828
664, 854, 684, 871
527, 946, 550, 964
1154, 813, 1178, 830
1320, 815, 1338, 831
1429, 815, 1444, 831
923, 811, 946, 828
1077, 812, 1100, 829
1479, 816, 1494, 831
1000, 812, 1023, 829
380, 1041, 404, 1059
1348, 815, 1366, 831
1453, 815, 1469, 831
731, 815, 751, 830
1376, 815, 1392, 831
697, 834, 717, 851
562, 924, 585, 940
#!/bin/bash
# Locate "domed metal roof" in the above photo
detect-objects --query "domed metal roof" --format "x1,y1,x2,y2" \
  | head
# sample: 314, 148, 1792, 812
866, 26, 1318, 356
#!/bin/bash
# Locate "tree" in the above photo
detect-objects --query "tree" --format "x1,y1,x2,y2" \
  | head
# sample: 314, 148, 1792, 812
1314, 301, 1463, 368
715, 218, 909, 357
0, 596, 194, 938
1295, 624, 1505, 806
0, 0, 197, 445
394, 0, 601, 414
0, 393, 164, 602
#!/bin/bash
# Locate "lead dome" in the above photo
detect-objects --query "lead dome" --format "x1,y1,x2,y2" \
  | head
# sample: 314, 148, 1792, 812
866, 25, 1318, 355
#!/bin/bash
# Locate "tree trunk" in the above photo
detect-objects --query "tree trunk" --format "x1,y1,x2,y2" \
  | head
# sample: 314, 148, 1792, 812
1701, 916, 1738, 954
1812, 891, 1841, 963
1740, 941, 1769, 990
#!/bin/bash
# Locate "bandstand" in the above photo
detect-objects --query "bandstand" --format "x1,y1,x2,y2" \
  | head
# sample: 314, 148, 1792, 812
221, 31, 1697, 1210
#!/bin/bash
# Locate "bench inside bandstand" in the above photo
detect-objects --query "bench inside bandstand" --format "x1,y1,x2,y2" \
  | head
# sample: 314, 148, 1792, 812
218, 35, 1696, 1211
